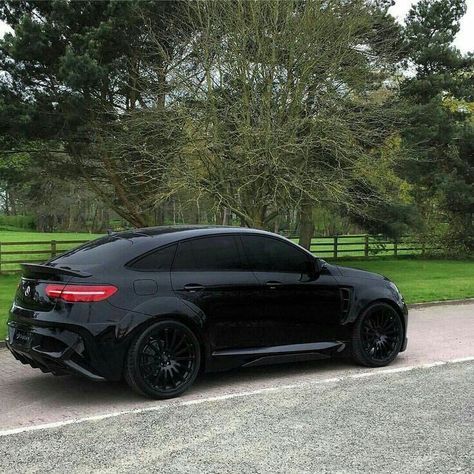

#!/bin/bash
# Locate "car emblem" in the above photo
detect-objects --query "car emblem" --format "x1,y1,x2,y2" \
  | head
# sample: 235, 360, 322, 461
25, 285, 31, 297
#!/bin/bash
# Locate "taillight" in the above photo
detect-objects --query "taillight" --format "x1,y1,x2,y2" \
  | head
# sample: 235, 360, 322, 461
45, 284, 118, 302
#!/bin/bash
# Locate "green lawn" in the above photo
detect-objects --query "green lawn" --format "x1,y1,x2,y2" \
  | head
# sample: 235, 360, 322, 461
0, 230, 103, 242
0, 230, 104, 272
1, 274, 18, 340
1, 258, 473, 341
332, 258, 474, 304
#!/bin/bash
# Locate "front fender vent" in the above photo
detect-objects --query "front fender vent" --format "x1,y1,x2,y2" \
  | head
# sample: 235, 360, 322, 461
340, 287, 352, 316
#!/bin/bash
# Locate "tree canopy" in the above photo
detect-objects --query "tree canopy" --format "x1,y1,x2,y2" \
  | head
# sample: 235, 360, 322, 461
0, 0, 472, 252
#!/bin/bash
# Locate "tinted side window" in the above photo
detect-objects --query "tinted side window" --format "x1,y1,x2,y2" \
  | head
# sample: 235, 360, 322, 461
173, 236, 242, 271
130, 244, 177, 271
241, 235, 310, 273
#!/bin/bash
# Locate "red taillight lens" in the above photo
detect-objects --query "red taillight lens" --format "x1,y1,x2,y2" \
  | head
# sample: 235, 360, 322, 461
45, 284, 118, 302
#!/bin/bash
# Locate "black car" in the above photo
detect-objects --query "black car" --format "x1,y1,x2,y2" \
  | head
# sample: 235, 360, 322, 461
6, 226, 408, 399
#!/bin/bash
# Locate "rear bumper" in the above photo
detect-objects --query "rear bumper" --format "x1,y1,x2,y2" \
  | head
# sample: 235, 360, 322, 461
6, 322, 106, 381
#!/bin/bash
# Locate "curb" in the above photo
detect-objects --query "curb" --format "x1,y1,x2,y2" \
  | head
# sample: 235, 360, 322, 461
407, 298, 474, 309
1, 298, 472, 350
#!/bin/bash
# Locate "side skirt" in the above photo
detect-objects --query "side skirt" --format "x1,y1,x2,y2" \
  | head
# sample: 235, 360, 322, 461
209, 341, 346, 371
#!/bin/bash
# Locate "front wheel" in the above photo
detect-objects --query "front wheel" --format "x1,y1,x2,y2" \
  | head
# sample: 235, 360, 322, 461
125, 320, 201, 399
351, 303, 404, 367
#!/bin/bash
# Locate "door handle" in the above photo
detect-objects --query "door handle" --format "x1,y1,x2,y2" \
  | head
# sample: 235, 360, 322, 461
183, 284, 205, 292
265, 281, 282, 290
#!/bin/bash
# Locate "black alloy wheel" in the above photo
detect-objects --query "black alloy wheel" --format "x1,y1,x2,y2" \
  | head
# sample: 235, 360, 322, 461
125, 320, 201, 399
351, 303, 403, 367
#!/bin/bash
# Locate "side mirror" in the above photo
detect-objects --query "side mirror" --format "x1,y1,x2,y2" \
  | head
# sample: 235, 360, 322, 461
313, 258, 323, 276
302, 259, 320, 280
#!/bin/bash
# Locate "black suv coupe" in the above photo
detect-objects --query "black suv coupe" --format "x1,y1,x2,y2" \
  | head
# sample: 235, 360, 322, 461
6, 226, 408, 399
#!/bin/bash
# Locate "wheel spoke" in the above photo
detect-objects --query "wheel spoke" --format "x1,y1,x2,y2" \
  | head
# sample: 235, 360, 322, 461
168, 329, 175, 350
174, 346, 191, 356
173, 334, 186, 352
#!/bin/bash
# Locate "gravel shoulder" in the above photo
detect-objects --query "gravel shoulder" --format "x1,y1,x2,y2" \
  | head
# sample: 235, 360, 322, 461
0, 361, 472, 473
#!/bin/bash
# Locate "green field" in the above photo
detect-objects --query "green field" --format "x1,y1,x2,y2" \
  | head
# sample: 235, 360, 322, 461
0, 230, 104, 272
332, 258, 474, 303
1, 258, 473, 340
0, 230, 103, 242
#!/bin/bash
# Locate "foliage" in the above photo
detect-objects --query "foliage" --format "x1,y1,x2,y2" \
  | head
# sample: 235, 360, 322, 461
173, 0, 404, 244
0, 0, 472, 252
400, 0, 474, 253
0, 0, 190, 226
0, 214, 35, 230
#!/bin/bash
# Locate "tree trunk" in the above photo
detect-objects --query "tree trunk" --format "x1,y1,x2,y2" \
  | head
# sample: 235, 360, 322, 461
298, 199, 314, 250
222, 207, 230, 225
155, 202, 165, 226
273, 217, 280, 234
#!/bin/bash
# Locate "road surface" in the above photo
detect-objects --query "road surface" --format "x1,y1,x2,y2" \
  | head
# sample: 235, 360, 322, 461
0, 302, 472, 472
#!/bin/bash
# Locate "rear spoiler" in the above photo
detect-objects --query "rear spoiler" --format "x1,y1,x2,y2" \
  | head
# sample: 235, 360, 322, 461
20, 263, 92, 278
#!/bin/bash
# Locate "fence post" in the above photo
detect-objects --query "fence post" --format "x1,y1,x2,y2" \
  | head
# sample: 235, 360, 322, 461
394, 240, 398, 257
364, 235, 369, 257
422, 242, 426, 256
51, 240, 57, 258
333, 236, 338, 259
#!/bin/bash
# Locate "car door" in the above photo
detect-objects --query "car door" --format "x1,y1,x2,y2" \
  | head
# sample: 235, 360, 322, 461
239, 234, 342, 346
170, 234, 265, 351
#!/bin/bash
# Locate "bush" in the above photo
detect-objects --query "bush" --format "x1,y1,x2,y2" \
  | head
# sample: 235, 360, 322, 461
0, 214, 36, 230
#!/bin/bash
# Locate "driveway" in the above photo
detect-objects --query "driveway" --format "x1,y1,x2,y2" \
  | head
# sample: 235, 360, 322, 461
0, 302, 473, 472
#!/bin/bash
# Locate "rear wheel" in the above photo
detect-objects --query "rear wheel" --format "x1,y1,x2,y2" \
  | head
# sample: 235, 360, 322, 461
125, 320, 201, 399
351, 303, 403, 367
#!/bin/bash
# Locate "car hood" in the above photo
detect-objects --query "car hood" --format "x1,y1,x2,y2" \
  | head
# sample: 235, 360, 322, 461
334, 265, 387, 281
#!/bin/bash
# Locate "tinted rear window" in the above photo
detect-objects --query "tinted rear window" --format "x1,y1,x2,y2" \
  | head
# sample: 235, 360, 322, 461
50, 236, 133, 266
129, 244, 177, 271
173, 236, 242, 271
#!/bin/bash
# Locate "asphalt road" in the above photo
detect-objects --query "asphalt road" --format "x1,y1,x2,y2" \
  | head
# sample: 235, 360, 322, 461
0, 302, 473, 473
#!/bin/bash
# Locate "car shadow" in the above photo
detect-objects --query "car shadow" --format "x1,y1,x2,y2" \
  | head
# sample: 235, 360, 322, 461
2, 356, 357, 410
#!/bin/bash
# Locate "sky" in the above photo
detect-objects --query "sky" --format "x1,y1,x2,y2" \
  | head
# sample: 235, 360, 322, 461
0, 0, 472, 53
389, 0, 473, 53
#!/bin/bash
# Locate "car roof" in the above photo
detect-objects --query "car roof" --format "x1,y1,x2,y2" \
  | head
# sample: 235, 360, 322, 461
113, 225, 277, 243
51, 226, 312, 270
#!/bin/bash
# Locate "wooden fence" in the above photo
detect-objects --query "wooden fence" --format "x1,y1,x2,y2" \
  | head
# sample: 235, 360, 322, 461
307, 235, 431, 259
0, 235, 433, 275
0, 240, 89, 274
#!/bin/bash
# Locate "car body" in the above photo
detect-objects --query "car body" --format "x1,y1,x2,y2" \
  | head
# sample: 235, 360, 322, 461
6, 226, 408, 398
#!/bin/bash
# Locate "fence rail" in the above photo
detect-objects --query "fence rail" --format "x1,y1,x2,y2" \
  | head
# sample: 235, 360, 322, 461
307, 234, 431, 259
0, 240, 89, 274
0, 235, 434, 275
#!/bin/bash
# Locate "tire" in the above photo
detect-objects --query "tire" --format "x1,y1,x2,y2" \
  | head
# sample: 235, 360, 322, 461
351, 303, 404, 367
125, 320, 201, 399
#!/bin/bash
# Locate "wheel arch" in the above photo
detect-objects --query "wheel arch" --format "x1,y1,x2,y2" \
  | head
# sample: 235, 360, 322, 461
123, 313, 209, 373
355, 298, 407, 338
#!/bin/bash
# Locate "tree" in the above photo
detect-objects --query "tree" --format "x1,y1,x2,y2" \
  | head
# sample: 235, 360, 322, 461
0, 0, 190, 226
401, 0, 474, 252
166, 0, 403, 248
